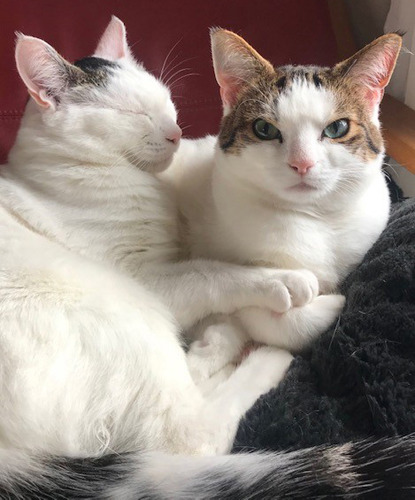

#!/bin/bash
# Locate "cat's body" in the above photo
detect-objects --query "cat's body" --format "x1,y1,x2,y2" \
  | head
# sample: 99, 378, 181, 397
166, 30, 393, 363
0, 18, 312, 458
0, 17, 414, 499
173, 136, 389, 292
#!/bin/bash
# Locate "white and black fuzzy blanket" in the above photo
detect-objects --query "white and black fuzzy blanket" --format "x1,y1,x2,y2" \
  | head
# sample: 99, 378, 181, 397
233, 182, 415, 453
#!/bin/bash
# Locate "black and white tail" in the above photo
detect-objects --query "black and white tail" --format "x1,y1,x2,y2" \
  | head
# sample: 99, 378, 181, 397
1, 436, 415, 499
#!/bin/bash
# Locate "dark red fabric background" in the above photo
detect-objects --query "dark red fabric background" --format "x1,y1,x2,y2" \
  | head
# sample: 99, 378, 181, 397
0, 0, 338, 163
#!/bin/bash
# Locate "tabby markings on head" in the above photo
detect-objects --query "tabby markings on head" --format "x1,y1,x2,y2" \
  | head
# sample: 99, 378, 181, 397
219, 63, 383, 163
72, 56, 119, 87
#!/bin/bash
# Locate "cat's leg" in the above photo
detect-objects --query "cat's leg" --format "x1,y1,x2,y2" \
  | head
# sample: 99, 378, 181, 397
187, 346, 294, 454
140, 263, 319, 330
186, 268, 321, 391
166, 345, 294, 455
235, 294, 345, 351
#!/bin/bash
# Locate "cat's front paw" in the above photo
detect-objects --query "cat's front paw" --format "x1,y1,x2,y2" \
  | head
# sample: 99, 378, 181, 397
255, 268, 319, 312
278, 269, 319, 307
187, 323, 246, 385
237, 293, 345, 351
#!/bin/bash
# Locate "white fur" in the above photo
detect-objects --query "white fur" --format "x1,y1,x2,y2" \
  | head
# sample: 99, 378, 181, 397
0, 19, 317, 459
166, 76, 390, 372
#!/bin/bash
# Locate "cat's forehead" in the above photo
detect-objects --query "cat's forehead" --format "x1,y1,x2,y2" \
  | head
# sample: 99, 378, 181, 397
275, 75, 336, 125
67, 56, 120, 87
66, 56, 172, 113
233, 63, 361, 124
274, 65, 331, 90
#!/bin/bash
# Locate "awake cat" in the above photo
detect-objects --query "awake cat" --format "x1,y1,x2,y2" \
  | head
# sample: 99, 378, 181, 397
1, 18, 414, 499
168, 29, 399, 379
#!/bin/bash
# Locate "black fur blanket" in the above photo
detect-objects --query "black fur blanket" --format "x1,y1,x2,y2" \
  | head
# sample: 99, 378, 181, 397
233, 194, 415, 453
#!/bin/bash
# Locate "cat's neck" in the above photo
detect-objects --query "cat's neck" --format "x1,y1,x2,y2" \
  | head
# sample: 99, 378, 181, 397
206, 152, 389, 290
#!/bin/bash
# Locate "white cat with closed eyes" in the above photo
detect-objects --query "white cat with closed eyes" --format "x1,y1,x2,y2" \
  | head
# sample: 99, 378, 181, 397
2, 16, 314, 455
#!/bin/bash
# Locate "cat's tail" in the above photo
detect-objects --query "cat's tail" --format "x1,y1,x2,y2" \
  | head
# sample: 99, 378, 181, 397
1, 436, 415, 499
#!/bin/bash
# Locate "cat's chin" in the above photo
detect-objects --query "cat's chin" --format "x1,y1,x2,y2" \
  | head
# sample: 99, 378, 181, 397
133, 156, 174, 174
276, 182, 326, 204
288, 182, 319, 193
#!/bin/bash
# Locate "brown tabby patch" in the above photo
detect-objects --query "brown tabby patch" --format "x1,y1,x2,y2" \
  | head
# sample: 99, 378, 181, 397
219, 64, 383, 163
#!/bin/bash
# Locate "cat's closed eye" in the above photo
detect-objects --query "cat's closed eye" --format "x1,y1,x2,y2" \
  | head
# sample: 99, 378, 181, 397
322, 119, 350, 139
253, 119, 283, 143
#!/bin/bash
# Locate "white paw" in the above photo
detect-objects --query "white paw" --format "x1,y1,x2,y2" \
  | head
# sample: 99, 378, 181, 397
253, 268, 319, 313
188, 323, 246, 384
308, 293, 345, 326
279, 269, 319, 307
236, 293, 345, 351
189, 324, 245, 360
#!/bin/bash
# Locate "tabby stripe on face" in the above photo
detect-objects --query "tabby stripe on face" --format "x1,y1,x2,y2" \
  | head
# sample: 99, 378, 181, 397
312, 73, 323, 88
220, 129, 237, 151
340, 135, 360, 147
361, 124, 381, 155
275, 76, 287, 91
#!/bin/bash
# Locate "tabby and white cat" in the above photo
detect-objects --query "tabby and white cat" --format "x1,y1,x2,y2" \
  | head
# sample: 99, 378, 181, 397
169, 29, 399, 379
0, 17, 414, 499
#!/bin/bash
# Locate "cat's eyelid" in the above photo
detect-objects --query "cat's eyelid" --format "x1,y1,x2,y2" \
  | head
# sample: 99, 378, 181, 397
94, 105, 147, 117
113, 108, 147, 117
326, 117, 349, 127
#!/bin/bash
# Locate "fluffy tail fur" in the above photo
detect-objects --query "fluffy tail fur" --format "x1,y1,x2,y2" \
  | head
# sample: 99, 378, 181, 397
2, 436, 415, 499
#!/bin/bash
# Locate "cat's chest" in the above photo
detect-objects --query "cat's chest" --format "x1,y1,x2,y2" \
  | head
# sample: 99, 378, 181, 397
240, 215, 339, 290
59, 181, 181, 272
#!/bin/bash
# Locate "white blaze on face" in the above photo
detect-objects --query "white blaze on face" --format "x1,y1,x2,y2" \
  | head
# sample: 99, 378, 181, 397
276, 81, 336, 171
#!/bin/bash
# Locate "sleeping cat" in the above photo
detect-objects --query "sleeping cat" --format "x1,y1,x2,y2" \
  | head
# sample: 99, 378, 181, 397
1, 17, 414, 499
0, 15, 317, 490
168, 29, 398, 380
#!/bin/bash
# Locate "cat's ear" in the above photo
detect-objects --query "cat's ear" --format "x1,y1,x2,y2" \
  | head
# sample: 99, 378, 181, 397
94, 16, 132, 61
335, 33, 402, 108
210, 28, 274, 113
15, 34, 80, 110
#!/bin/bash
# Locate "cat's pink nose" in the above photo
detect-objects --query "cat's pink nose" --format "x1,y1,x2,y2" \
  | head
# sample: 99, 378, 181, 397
289, 158, 315, 175
165, 125, 182, 145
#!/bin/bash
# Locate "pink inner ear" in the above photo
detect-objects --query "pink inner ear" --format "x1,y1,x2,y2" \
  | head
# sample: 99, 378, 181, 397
365, 88, 384, 108
15, 36, 57, 108
348, 41, 400, 110
94, 16, 128, 60
217, 73, 241, 108
352, 43, 400, 92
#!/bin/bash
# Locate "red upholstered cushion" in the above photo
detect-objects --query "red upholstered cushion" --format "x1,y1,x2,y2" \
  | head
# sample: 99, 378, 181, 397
0, 0, 338, 164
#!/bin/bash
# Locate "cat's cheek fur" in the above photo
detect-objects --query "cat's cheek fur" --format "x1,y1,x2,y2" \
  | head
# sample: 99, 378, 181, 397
214, 144, 337, 206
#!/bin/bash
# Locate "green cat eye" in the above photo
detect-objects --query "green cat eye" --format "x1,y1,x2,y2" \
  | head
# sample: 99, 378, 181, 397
253, 119, 282, 142
323, 119, 350, 139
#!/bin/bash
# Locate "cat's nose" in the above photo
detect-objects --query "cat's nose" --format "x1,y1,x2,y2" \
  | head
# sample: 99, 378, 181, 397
289, 158, 315, 175
165, 125, 182, 145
